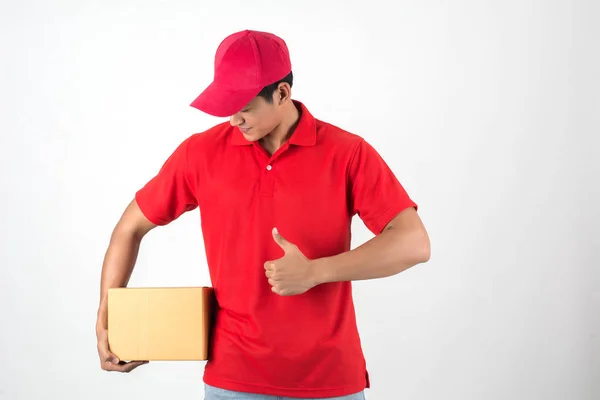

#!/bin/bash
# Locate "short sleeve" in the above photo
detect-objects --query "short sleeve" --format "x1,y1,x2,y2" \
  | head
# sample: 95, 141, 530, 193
135, 137, 198, 226
348, 139, 417, 234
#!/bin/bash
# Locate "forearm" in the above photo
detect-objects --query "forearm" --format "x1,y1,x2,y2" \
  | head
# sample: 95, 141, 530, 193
96, 229, 143, 326
314, 225, 430, 284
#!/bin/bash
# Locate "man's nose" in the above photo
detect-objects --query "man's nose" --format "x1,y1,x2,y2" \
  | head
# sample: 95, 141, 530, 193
230, 113, 243, 126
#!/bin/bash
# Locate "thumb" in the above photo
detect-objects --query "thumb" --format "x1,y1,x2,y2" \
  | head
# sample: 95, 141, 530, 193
272, 227, 292, 252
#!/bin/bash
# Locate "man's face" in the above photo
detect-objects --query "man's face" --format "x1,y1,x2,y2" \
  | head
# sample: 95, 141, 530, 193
229, 92, 282, 142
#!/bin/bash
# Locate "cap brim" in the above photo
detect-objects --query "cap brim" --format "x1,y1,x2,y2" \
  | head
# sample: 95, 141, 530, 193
190, 82, 261, 117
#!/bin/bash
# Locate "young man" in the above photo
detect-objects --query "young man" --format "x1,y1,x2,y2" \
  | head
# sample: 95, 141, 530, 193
96, 30, 430, 399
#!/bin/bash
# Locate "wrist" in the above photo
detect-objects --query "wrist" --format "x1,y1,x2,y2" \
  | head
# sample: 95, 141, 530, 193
311, 257, 333, 285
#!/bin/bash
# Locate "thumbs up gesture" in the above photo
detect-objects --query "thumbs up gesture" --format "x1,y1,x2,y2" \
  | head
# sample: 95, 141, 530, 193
264, 227, 318, 296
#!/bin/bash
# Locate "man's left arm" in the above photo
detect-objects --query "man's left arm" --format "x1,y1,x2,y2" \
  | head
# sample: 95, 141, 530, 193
312, 206, 430, 284
265, 138, 430, 296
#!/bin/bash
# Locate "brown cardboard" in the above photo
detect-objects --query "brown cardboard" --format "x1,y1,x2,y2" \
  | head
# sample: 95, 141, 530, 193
107, 286, 214, 361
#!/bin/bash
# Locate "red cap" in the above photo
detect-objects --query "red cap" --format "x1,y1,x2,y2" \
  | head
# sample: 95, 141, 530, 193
190, 30, 292, 117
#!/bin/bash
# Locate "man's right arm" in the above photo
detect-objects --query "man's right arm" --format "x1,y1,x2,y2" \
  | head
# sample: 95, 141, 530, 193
96, 198, 157, 372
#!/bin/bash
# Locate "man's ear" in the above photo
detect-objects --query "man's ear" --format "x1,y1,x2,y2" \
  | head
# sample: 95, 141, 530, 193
277, 83, 291, 104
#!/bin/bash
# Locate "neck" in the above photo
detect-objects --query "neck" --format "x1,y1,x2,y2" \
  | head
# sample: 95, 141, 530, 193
259, 101, 300, 155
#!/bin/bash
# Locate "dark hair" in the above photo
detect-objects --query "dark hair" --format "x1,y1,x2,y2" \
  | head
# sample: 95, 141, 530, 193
257, 71, 294, 102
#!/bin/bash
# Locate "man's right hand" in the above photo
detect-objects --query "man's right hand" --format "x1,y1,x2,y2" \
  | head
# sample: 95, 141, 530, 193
96, 317, 148, 372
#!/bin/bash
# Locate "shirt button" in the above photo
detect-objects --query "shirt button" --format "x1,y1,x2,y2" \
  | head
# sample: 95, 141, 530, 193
266, 165, 272, 171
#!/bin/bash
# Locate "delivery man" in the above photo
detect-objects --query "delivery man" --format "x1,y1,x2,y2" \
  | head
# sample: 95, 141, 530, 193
96, 29, 430, 400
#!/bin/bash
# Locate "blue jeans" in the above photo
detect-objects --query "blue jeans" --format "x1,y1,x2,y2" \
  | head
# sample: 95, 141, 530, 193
204, 384, 366, 400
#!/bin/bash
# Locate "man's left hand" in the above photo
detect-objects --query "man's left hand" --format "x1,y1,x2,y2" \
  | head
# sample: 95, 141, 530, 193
264, 228, 319, 296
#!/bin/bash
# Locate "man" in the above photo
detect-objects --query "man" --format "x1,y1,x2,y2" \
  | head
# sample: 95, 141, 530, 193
96, 30, 430, 399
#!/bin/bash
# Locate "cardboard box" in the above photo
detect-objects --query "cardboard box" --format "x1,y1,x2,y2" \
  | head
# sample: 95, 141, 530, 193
108, 286, 214, 361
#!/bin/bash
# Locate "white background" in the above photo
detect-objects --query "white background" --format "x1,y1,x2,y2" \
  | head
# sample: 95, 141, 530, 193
1, 0, 598, 399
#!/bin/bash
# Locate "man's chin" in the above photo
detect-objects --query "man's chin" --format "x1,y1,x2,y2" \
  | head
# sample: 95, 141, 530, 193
242, 132, 263, 142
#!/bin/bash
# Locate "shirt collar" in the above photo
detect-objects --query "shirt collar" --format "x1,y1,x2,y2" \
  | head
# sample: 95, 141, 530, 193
229, 100, 317, 146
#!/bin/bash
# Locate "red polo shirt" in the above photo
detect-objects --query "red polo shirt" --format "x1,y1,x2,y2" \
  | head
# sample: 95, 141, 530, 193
135, 100, 417, 398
